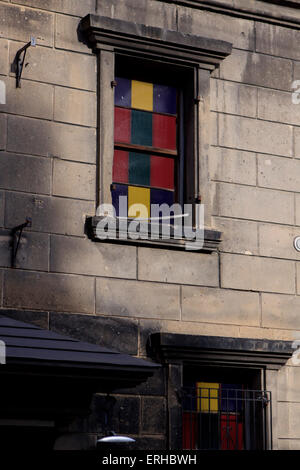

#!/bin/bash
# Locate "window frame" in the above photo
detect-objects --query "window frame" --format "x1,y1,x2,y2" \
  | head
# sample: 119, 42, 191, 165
81, 14, 232, 251
112, 59, 190, 218
149, 332, 293, 450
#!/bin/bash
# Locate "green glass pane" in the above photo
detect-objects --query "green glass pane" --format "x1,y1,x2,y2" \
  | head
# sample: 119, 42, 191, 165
129, 152, 150, 186
131, 110, 152, 146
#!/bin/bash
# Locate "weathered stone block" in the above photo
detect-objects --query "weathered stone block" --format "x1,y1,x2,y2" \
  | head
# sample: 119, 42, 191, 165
5, 192, 94, 236
0, 3, 54, 46
0, 192, 4, 227
213, 217, 258, 255
133, 437, 166, 450
0, 229, 49, 271
182, 286, 260, 326
221, 253, 295, 294
7, 115, 96, 164
278, 439, 300, 450
210, 112, 218, 146
111, 396, 140, 435
219, 49, 292, 91
141, 397, 166, 434
278, 402, 300, 439
138, 248, 219, 287
262, 293, 300, 330
213, 183, 294, 224
0, 39, 8, 76
50, 235, 136, 279
3, 270, 95, 313
218, 114, 292, 156
0, 270, 2, 305
11, 0, 96, 16
294, 195, 300, 225
96, 278, 180, 320
294, 127, 300, 159
54, 87, 96, 127
56, 15, 91, 54
259, 223, 300, 260
210, 79, 257, 117
278, 367, 300, 402
258, 88, 300, 126
115, 367, 166, 397
3, 77, 53, 120
297, 264, 300, 293
178, 6, 254, 50
258, 154, 300, 191
0, 152, 51, 194
9, 43, 96, 92
0, 309, 49, 329
256, 22, 300, 60
49, 312, 138, 355
0, 114, 7, 150
209, 147, 256, 186
53, 160, 96, 200
97, 0, 177, 30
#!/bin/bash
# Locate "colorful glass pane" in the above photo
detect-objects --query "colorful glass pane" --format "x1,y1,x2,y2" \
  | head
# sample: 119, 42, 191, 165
150, 188, 174, 208
111, 183, 128, 217
150, 156, 174, 190
114, 107, 131, 143
115, 77, 131, 107
128, 186, 150, 218
153, 84, 177, 115
131, 80, 153, 111
129, 152, 150, 186
113, 150, 129, 184
196, 382, 220, 412
153, 114, 176, 150
131, 110, 152, 146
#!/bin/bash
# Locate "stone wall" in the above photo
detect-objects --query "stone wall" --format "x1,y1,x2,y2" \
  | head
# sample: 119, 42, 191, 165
1, 0, 300, 449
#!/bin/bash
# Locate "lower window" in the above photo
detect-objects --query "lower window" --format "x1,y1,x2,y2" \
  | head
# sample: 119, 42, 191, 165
182, 366, 272, 450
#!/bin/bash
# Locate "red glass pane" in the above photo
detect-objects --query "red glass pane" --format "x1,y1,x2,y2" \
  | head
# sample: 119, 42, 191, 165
114, 107, 131, 143
113, 150, 129, 183
150, 155, 174, 189
152, 114, 176, 150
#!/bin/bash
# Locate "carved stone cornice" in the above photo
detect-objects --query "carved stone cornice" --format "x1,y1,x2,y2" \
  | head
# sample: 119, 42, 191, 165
80, 14, 232, 71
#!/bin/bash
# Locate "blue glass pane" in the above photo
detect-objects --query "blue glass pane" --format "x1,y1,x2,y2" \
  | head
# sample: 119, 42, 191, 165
111, 183, 128, 217
153, 84, 177, 115
115, 77, 131, 108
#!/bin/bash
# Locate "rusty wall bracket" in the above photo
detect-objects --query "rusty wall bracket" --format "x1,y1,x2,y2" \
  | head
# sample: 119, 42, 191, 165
11, 218, 32, 268
14, 37, 36, 88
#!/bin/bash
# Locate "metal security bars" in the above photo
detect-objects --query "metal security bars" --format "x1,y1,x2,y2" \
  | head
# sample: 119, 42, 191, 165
182, 386, 272, 450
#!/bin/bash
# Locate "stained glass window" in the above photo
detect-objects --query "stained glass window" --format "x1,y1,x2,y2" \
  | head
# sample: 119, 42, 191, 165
112, 77, 178, 219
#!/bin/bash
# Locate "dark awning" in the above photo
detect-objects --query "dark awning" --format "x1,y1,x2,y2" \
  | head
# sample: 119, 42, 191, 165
0, 316, 158, 389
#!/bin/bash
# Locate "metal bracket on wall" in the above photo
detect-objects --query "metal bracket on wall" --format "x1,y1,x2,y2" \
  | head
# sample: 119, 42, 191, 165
11, 218, 32, 268
15, 37, 36, 88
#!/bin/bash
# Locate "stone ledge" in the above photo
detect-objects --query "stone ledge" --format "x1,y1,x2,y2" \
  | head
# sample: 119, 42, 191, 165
149, 332, 294, 370
86, 216, 222, 253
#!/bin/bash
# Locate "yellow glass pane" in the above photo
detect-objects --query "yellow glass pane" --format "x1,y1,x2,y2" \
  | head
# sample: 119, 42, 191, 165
196, 382, 219, 413
132, 80, 153, 111
128, 186, 150, 219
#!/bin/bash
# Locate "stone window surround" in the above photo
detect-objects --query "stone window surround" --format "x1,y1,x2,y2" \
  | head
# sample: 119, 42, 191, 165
149, 333, 294, 450
81, 14, 232, 252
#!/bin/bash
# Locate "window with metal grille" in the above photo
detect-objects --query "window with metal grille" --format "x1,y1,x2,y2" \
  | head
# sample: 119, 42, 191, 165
182, 368, 272, 450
